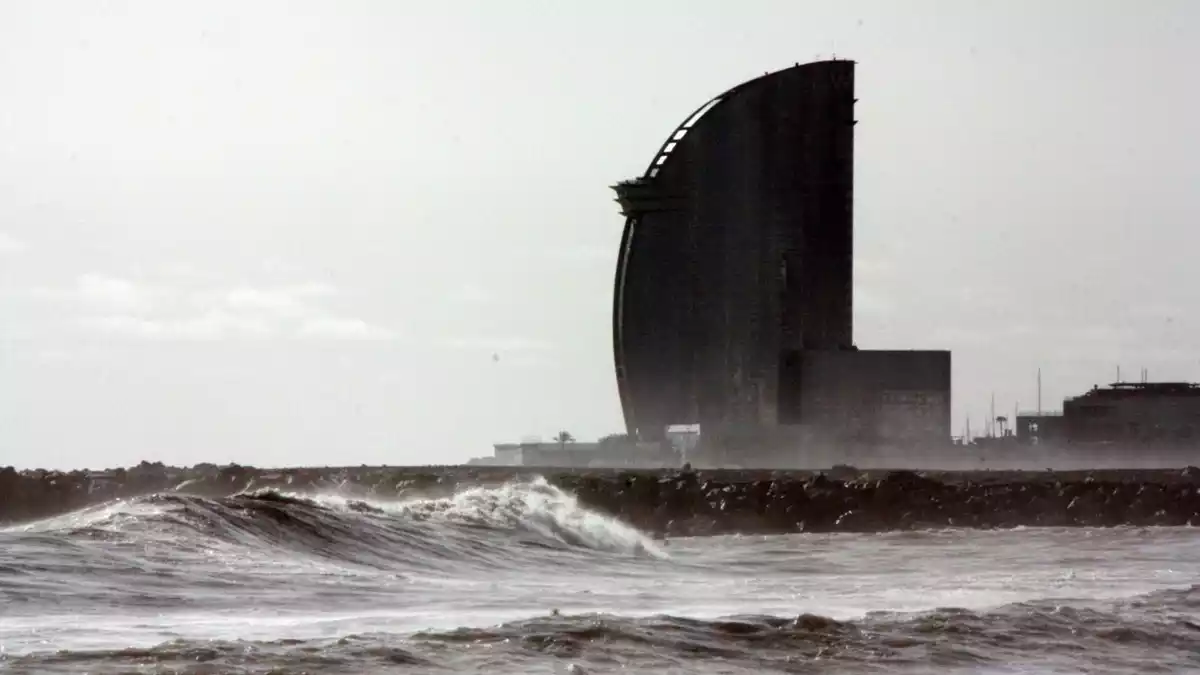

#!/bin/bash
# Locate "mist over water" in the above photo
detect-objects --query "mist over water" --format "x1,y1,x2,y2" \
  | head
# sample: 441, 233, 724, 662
2, 477, 1199, 673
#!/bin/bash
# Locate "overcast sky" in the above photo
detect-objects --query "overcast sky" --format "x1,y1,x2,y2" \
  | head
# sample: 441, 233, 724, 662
2, 0, 1197, 469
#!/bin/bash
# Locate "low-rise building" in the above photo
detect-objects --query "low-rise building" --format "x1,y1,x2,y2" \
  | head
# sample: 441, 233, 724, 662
483, 436, 680, 468
1063, 381, 1200, 444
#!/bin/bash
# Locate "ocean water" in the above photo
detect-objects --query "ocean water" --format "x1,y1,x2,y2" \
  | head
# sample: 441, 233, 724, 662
2, 478, 1199, 674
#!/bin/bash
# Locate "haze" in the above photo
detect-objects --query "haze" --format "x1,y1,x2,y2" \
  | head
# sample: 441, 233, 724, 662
1, 0, 1197, 469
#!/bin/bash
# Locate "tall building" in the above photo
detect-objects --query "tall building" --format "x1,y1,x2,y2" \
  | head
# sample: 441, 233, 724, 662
612, 60, 949, 464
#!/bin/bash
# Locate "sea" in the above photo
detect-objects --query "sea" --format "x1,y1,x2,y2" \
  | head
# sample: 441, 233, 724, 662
2, 477, 1199, 674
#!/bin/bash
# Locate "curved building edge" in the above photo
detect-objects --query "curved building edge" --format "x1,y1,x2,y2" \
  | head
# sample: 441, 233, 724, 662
611, 59, 856, 440
611, 87, 732, 436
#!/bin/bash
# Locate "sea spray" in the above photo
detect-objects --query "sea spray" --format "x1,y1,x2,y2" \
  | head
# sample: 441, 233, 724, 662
382, 476, 667, 559
3, 477, 666, 573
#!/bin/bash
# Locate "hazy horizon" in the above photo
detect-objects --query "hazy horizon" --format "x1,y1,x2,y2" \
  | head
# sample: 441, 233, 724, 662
3, 0, 1199, 470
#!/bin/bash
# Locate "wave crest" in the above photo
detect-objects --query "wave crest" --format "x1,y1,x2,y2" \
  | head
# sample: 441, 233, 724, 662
5, 477, 663, 571
388, 477, 664, 557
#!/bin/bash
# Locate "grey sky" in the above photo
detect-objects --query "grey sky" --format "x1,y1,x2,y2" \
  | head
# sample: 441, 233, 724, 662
2, 0, 1197, 469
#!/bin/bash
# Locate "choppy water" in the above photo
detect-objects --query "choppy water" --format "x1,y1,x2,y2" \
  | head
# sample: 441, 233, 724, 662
2, 478, 1199, 674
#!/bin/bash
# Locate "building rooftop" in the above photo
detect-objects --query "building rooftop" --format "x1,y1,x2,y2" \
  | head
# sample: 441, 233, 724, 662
1074, 382, 1200, 399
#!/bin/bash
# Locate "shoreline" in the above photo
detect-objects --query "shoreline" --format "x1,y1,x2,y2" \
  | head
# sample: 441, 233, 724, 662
3, 464, 1200, 535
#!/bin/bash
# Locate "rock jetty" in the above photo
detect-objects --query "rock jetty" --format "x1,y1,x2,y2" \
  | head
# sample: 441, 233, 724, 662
4, 462, 1200, 535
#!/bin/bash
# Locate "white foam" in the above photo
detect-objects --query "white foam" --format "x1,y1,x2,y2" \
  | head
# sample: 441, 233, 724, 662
3, 498, 166, 534
266, 477, 666, 558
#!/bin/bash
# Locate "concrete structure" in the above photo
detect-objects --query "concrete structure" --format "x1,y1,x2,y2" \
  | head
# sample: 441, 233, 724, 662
1008, 382, 1200, 448
793, 350, 951, 447
478, 439, 680, 469
611, 59, 950, 465
1063, 382, 1200, 444
1015, 411, 1067, 444
942, 382, 1200, 469
665, 424, 701, 464
490, 441, 601, 467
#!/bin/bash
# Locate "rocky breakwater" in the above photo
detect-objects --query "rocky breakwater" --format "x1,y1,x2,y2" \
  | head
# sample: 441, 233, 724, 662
4, 463, 1200, 535
571, 467, 1200, 536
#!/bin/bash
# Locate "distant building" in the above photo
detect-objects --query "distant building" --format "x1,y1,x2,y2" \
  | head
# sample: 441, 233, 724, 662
482, 438, 679, 468
490, 441, 601, 467
611, 59, 950, 466
491, 443, 527, 466
1063, 382, 1200, 444
1004, 381, 1200, 448
1015, 411, 1067, 444
665, 424, 701, 463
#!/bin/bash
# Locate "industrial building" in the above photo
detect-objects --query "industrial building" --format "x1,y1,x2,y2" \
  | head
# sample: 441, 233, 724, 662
1017, 382, 1200, 446
1064, 382, 1200, 444
611, 60, 950, 466
1014, 412, 1067, 445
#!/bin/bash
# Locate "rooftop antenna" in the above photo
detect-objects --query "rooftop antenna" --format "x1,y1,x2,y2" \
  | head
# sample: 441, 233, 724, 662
1117, 365, 1121, 383
989, 393, 996, 438
1037, 368, 1042, 416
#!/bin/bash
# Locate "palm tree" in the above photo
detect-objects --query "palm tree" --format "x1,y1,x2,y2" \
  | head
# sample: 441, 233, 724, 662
553, 431, 576, 449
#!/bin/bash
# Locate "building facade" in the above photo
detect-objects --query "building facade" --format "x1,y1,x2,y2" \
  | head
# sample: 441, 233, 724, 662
611, 60, 950, 463
484, 440, 679, 468
1063, 382, 1200, 444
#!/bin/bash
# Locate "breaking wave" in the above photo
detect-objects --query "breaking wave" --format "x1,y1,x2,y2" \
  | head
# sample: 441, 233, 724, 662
4, 478, 1199, 673
4, 477, 664, 575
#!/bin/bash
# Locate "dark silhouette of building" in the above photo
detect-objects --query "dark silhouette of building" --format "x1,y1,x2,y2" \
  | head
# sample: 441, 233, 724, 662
611, 60, 949, 465
1063, 382, 1200, 444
